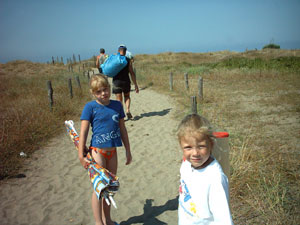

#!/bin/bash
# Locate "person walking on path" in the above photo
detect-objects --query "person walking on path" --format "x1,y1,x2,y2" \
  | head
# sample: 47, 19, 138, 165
79, 74, 132, 225
112, 44, 139, 120
96, 48, 108, 73
177, 114, 233, 224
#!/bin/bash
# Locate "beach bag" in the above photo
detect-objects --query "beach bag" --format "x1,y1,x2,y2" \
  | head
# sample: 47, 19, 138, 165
100, 53, 128, 77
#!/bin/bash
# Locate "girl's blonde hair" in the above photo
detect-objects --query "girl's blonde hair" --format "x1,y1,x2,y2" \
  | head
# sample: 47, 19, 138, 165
177, 114, 214, 142
90, 74, 110, 93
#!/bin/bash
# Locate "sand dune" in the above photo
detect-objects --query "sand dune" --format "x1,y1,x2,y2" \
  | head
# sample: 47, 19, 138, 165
0, 86, 182, 225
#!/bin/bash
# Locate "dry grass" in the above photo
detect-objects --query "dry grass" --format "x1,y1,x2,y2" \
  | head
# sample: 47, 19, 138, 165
1, 49, 299, 224
0, 60, 91, 178
134, 49, 300, 224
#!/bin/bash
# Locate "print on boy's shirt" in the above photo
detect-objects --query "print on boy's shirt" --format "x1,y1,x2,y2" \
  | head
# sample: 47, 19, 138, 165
179, 179, 198, 217
112, 114, 119, 123
95, 128, 121, 144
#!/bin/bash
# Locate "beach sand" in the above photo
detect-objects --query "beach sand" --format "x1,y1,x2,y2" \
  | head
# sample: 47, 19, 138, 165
0, 86, 182, 225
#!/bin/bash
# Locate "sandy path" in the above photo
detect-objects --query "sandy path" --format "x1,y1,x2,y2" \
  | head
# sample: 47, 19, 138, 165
0, 86, 182, 225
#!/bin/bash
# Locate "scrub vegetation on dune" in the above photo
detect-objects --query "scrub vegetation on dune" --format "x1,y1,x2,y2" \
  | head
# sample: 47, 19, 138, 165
1, 48, 299, 224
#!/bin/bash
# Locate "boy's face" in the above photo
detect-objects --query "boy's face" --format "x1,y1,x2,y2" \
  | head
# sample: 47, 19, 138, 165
180, 134, 213, 169
93, 86, 110, 105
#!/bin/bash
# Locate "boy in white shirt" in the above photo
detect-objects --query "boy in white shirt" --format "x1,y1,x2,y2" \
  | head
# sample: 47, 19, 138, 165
177, 114, 233, 224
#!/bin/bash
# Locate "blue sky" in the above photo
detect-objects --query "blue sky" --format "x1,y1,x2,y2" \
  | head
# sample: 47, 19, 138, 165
0, 0, 299, 63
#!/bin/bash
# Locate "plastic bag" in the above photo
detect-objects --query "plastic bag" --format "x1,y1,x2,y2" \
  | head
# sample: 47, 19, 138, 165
100, 53, 128, 77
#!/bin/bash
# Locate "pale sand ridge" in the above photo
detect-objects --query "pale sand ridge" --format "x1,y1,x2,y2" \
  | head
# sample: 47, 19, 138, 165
0, 87, 182, 225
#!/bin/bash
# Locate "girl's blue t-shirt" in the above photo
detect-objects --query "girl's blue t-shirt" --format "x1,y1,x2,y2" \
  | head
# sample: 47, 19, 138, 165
80, 100, 125, 148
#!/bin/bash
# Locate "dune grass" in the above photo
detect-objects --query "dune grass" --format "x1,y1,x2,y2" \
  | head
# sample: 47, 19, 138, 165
0, 61, 91, 178
1, 49, 299, 224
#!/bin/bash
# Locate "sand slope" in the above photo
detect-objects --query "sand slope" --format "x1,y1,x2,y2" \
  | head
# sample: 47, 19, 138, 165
0, 87, 182, 225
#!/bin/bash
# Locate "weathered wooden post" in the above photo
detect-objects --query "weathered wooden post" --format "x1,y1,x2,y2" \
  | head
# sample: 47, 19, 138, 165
52, 56, 55, 65
68, 78, 73, 99
78, 54, 81, 64
75, 76, 81, 90
184, 73, 189, 90
47, 81, 53, 111
93, 55, 96, 67
169, 72, 173, 91
73, 54, 76, 64
87, 72, 90, 82
191, 96, 197, 114
198, 76, 203, 100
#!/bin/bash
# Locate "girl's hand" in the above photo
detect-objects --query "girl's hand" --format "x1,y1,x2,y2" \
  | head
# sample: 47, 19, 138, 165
79, 157, 90, 169
125, 151, 132, 165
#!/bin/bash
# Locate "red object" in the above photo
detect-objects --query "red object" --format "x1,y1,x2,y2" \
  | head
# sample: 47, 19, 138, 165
213, 132, 229, 138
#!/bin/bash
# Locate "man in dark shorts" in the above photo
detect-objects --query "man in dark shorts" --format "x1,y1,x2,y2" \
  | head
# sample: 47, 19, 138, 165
112, 44, 139, 119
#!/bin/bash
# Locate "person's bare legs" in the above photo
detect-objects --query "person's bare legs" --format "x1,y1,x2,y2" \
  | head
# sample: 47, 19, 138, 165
101, 153, 118, 225
124, 92, 131, 114
91, 150, 107, 225
115, 93, 123, 105
92, 192, 104, 225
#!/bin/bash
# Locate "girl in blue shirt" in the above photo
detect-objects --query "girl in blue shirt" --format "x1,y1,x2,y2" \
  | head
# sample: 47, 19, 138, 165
79, 74, 132, 225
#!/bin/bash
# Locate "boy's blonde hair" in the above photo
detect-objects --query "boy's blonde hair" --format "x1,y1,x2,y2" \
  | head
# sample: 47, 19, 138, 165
90, 74, 110, 93
177, 114, 214, 142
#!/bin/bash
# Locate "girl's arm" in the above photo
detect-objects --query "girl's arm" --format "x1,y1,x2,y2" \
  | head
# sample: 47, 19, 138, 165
119, 118, 132, 165
78, 120, 90, 169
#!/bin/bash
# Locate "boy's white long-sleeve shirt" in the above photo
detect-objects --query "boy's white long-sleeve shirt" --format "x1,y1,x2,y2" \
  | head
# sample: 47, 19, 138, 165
178, 159, 233, 225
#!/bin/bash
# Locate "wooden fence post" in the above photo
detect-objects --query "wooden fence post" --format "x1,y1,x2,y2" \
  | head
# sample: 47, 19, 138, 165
169, 72, 173, 91
73, 54, 76, 64
198, 76, 203, 100
184, 73, 189, 90
47, 81, 53, 111
78, 54, 81, 64
68, 78, 73, 99
75, 76, 81, 90
191, 96, 197, 114
93, 55, 96, 67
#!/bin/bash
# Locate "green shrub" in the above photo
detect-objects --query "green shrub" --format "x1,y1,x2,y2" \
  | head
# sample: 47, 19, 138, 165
263, 43, 280, 49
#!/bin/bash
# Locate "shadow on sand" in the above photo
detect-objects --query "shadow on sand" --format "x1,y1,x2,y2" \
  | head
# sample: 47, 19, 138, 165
129, 108, 171, 121
120, 196, 178, 225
